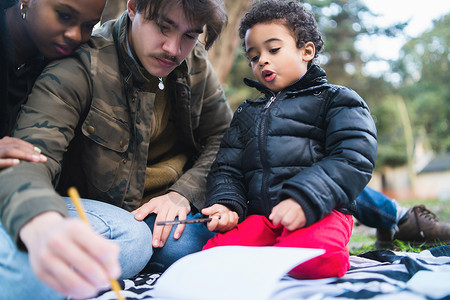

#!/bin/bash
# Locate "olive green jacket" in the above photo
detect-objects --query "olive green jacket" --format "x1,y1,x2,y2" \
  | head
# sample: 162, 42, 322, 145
0, 13, 232, 246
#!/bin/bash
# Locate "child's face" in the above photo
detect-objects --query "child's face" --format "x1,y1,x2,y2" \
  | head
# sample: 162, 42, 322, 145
245, 22, 315, 93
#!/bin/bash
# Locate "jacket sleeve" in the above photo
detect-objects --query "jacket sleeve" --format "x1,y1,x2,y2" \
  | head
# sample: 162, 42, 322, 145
279, 87, 377, 226
0, 55, 92, 248
204, 106, 248, 220
169, 46, 233, 211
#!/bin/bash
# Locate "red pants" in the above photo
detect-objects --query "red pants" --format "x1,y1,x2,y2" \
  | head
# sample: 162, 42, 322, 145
203, 210, 353, 279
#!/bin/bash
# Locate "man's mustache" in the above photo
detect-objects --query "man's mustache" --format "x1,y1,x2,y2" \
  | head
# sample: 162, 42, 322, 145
156, 54, 181, 66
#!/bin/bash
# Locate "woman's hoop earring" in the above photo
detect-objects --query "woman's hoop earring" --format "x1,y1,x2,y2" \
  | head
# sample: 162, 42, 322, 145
20, 3, 27, 20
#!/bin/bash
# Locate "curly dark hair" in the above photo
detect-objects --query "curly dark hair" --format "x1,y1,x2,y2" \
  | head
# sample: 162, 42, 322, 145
239, 0, 323, 65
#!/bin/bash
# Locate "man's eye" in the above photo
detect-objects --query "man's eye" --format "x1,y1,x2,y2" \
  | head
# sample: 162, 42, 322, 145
184, 34, 198, 41
158, 24, 170, 34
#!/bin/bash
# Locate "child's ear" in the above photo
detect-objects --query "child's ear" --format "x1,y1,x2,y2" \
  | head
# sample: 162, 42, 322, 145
302, 42, 315, 62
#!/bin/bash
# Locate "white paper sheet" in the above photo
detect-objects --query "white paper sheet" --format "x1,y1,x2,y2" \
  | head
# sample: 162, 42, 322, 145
153, 246, 324, 300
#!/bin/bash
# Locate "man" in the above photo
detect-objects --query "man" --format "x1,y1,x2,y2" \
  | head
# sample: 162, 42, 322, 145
0, 0, 231, 299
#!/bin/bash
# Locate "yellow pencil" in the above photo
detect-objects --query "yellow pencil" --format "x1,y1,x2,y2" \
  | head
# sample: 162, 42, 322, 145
67, 187, 125, 300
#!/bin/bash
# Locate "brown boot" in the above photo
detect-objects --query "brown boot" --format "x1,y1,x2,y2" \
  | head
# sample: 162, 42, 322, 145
376, 205, 450, 248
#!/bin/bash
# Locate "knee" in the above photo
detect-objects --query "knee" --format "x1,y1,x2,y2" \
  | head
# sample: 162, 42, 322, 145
289, 249, 350, 279
118, 220, 153, 279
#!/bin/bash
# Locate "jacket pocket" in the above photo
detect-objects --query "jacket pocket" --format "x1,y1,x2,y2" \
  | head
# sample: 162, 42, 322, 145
81, 104, 130, 192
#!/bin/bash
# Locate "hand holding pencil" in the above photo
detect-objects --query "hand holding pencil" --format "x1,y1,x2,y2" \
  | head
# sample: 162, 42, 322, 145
68, 187, 125, 300
18, 191, 122, 299
201, 203, 239, 232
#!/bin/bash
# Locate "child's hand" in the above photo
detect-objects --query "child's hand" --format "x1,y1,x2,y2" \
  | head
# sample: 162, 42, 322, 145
201, 204, 239, 232
269, 198, 306, 231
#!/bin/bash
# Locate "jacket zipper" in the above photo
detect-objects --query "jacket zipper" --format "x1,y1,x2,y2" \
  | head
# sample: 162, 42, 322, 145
264, 96, 276, 110
259, 94, 277, 214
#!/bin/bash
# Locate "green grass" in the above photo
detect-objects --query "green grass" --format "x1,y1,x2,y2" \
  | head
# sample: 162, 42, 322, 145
349, 197, 450, 255
349, 234, 376, 256
350, 234, 446, 256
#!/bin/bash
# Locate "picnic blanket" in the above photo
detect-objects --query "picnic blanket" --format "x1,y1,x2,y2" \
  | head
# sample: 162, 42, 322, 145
91, 245, 450, 300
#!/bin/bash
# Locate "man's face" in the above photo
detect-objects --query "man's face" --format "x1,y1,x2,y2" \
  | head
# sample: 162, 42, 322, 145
128, 3, 204, 77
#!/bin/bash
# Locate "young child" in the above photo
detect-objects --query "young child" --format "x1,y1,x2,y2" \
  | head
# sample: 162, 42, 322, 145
201, 0, 377, 279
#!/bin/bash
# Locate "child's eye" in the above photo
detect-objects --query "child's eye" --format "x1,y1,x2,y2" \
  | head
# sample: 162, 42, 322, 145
269, 48, 280, 54
250, 55, 259, 63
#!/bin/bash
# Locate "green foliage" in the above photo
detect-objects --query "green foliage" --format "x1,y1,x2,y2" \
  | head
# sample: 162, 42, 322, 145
394, 14, 450, 154
308, 0, 371, 84
223, 47, 256, 110
371, 95, 410, 168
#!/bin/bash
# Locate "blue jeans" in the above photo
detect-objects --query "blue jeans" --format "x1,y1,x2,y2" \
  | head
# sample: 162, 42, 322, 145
142, 212, 216, 273
354, 186, 398, 230
0, 198, 153, 300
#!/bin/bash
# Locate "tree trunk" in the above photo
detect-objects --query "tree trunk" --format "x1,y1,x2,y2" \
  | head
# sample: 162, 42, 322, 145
207, 0, 251, 83
396, 96, 416, 196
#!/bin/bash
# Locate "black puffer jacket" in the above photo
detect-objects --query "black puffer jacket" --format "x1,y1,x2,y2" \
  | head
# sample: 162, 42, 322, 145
205, 65, 377, 226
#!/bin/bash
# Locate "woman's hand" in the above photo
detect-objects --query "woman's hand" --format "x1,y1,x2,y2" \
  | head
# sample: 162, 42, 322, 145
0, 136, 47, 169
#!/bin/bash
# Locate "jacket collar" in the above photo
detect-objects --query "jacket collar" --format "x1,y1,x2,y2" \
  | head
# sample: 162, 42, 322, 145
244, 64, 328, 97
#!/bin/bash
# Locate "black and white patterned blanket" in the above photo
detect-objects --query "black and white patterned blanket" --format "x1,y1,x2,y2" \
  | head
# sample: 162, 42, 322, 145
91, 245, 450, 300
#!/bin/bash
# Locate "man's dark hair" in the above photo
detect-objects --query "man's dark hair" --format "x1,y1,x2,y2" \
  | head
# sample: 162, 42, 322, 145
135, 0, 227, 50
239, 0, 324, 64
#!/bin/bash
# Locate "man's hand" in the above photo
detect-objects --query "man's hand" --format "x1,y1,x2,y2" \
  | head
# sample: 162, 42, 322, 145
269, 198, 306, 231
201, 204, 238, 232
132, 191, 191, 248
0, 136, 47, 169
19, 211, 121, 299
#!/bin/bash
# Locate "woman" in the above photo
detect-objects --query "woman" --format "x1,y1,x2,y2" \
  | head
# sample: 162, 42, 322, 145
0, 0, 106, 168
